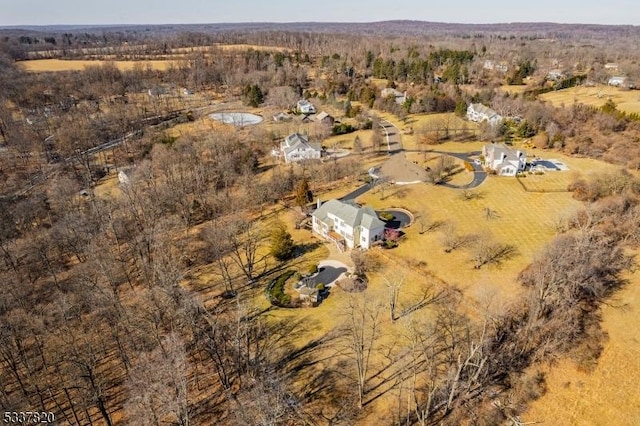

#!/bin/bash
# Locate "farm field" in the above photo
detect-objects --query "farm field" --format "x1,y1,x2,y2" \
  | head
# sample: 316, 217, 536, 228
540, 85, 640, 114
18, 58, 182, 72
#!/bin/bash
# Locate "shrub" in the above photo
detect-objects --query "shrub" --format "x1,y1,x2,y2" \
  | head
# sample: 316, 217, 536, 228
379, 212, 395, 221
316, 283, 325, 291
308, 264, 318, 275
267, 270, 295, 307
332, 123, 356, 135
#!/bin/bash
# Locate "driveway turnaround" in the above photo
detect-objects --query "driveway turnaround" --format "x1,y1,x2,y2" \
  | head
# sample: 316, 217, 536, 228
317, 260, 351, 287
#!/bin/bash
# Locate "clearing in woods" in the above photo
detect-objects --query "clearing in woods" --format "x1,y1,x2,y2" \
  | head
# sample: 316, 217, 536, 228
540, 85, 640, 114
18, 58, 181, 72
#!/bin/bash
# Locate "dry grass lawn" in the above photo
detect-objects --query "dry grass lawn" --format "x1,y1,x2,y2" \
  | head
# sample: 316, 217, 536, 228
540, 85, 640, 115
19, 59, 181, 72
523, 266, 640, 425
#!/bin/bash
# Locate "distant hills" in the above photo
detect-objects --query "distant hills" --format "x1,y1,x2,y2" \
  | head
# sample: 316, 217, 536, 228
1, 21, 639, 39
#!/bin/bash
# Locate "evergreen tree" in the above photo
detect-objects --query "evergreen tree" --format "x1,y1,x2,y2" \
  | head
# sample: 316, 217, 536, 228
295, 178, 313, 208
270, 222, 294, 261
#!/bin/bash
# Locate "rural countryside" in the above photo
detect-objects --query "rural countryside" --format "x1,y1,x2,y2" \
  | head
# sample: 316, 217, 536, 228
1, 1, 640, 425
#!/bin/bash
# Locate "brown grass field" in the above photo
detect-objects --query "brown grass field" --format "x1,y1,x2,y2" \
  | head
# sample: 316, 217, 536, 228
540, 85, 640, 114
523, 265, 640, 425
18, 58, 182, 72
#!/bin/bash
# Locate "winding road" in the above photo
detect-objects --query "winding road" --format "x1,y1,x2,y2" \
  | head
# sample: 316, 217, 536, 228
340, 119, 487, 201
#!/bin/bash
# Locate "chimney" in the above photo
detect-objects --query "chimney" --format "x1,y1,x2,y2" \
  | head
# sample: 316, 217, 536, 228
317, 198, 321, 209
501, 153, 507, 161
516, 150, 522, 158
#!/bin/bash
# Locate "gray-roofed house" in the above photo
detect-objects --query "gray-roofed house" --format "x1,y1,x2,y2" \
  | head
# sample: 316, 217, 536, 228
381, 88, 407, 105
297, 99, 316, 114
312, 199, 386, 250
482, 143, 527, 176
280, 132, 322, 163
467, 103, 503, 126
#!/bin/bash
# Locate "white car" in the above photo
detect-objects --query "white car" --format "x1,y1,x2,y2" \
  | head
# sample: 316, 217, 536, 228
473, 159, 481, 166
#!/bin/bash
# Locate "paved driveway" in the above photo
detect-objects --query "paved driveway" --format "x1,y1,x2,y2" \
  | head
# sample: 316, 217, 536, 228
428, 150, 487, 189
317, 260, 351, 287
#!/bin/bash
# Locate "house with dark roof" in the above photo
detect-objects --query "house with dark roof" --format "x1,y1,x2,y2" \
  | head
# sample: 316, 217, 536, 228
482, 143, 527, 176
467, 103, 503, 126
312, 199, 386, 250
280, 132, 322, 163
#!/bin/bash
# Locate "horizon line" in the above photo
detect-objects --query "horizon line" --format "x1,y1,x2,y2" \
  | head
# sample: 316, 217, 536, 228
1, 20, 638, 29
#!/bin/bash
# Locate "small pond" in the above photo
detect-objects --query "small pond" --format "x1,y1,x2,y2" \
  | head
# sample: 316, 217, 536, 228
209, 112, 263, 126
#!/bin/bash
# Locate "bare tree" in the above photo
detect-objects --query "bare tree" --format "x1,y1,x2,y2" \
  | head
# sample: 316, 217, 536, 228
125, 333, 190, 426
339, 295, 383, 409
440, 223, 478, 253
471, 236, 518, 269
227, 218, 266, 283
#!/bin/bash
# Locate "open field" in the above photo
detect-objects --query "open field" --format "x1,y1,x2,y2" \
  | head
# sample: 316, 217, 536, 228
498, 84, 530, 95
540, 85, 640, 114
354, 143, 621, 306
379, 112, 477, 151
523, 266, 640, 425
18, 58, 182, 72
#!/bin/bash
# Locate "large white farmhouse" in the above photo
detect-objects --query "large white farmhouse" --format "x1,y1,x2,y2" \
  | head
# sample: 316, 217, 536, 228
280, 133, 322, 163
467, 103, 503, 126
312, 199, 386, 250
482, 143, 526, 176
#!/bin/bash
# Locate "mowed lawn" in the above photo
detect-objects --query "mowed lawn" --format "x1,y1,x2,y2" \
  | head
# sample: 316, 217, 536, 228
19, 58, 182, 72
540, 85, 640, 114
352, 144, 621, 306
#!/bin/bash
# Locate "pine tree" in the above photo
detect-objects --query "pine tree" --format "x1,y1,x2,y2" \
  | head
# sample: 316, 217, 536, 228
295, 178, 313, 208
270, 222, 294, 261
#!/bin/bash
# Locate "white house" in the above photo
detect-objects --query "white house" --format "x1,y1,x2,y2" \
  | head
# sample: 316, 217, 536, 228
604, 63, 620, 72
381, 88, 407, 105
297, 99, 316, 114
546, 69, 566, 81
312, 199, 386, 250
280, 132, 322, 163
608, 76, 628, 87
482, 143, 527, 176
467, 103, 503, 126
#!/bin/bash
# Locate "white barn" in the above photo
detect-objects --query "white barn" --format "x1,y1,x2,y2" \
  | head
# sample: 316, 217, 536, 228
312, 199, 386, 250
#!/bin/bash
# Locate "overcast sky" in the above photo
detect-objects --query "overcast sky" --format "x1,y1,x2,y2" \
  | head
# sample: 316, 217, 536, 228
1, 0, 638, 26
